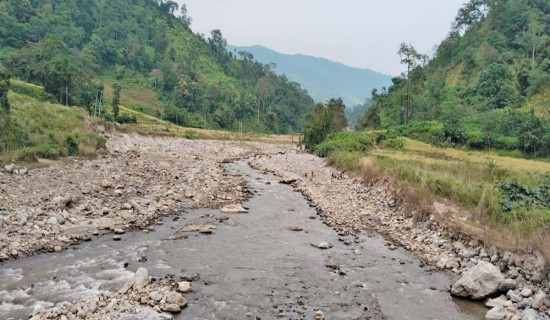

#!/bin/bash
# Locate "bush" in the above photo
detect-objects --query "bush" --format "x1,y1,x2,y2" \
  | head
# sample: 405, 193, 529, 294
116, 113, 137, 124
314, 131, 372, 157
66, 136, 79, 156
380, 137, 405, 150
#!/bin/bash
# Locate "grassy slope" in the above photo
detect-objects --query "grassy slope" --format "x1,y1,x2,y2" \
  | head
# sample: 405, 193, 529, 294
322, 131, 550, 256
2, 91, 106, 163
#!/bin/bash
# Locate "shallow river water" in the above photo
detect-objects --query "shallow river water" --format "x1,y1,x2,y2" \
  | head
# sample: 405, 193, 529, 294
0, 161, 487, 319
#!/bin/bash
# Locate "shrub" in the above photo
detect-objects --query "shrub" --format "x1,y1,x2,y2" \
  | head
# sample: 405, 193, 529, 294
116, 113, 137, 124
314, 131, 372, 157
380, 137, 405, 150
66, 136, 79, 156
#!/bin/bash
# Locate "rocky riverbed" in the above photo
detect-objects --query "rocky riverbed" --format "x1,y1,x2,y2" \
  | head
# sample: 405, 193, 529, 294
0, 134, 288, 261
251, 151, 550, 320
3, 135, 550, 320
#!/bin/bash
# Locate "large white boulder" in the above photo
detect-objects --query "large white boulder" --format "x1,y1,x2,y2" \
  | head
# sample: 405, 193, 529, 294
451, 261, 504, 300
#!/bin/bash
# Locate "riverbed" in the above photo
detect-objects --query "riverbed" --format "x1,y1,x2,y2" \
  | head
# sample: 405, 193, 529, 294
0, 160, 486, 319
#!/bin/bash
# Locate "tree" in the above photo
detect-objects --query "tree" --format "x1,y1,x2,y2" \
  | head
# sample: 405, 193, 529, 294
326, 98, 348, 131
0, 66, 9, 114
475, 63, 520, 109
208, 29, 227, 63
398, 42, 427, 124
179, 4, 192, 27
452, 0, 490, 33
516, 10, 548, 70
112, 82, 121, 118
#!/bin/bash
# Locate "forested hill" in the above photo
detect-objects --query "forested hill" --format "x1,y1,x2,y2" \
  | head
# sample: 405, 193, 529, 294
228, 45, 392, 108
367, 0, 550, 157
0, 0, 314, 133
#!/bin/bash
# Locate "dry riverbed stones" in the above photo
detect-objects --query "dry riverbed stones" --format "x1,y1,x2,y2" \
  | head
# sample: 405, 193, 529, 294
250, 151, 550, 320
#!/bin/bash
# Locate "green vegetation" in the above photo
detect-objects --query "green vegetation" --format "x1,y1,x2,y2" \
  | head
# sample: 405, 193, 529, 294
360, 0, 550, 158
0, 0, 313, 134
1, 90, 106, 163
315, 131, 550, 250
300, 98, 348, 150
315, 131, 372, 157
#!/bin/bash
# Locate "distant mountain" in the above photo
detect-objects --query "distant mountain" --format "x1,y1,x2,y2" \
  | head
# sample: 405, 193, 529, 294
228, 45, 392, 107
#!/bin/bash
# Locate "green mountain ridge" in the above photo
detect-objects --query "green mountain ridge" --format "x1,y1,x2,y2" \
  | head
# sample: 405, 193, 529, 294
367, 0, 550, 157
227, 45, 392, 108
0, 0, 314, 136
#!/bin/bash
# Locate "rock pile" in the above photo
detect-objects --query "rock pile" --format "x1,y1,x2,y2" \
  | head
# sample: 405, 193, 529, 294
30, 268, 194, 320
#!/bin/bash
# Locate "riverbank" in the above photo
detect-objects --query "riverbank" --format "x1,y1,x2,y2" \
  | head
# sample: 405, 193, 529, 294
251, 151, 550, 320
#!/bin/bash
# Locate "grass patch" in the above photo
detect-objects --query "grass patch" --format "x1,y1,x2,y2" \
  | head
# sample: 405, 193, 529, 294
320, 131, 550, 254
1, 91, 106, 163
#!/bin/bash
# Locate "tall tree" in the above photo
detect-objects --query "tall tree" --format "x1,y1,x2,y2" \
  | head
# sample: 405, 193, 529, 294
516, 10, 548, 70
398, 42, 426, 124
0, 67, 9, 115
179, 3, 192, 27
208, 29, 227, 63
112, 82, 121, 118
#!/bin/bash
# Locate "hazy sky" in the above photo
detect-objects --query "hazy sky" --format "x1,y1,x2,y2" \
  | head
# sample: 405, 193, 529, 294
176, 0, 467, 76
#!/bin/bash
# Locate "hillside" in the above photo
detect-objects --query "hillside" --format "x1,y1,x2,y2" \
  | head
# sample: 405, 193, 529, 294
227, 45, 392, 107
0, 81, 107, 164
366, 0, 550, 158
0, 0, 314, 134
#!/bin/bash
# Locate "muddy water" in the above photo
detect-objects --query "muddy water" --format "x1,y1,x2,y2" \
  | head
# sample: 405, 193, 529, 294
0, 161, 487, 319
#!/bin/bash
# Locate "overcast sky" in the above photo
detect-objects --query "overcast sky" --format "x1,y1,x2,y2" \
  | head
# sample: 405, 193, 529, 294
176, 0, 467, 76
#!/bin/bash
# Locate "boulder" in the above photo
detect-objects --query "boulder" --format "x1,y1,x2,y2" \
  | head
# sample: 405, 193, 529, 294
4, 164, 15, 174
220, 204, 247, 214
165, 292, 187, 308
485, 306, 508, 320
531, 292, 546, 309
451, 261, 504, 300
177, 281, 192, 293
521, 308, 542, 320
498, 279, 517, 292
164, 304, 180, 314
133, 268, 150, 289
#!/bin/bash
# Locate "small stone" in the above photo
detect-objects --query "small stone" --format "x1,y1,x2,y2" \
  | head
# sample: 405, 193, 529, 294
507, 290, 522, 303
485, 306, 507, 320
113, 235, 121, 241
149, 291, 162, 302
166, 292, 187, 308
289, 226, 303, 232
199, 228, 213, 234
223, 219, 236, 226
122, 203, 132, 210
47, 216, 59, 225
531, 292, 546, 309
114, 229, 125, 235
177, 281, 192, 293
499, 279, 517, 292
54, 245, 62, 253
311, 242, 333, 249
4, 164, 15, 173
133, 268, 150, 289
164, 304, 181, 313
314, 310, 325, 320
101, 179, 112, 188
521, 288, 533, 298
220, 204, 247, 214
